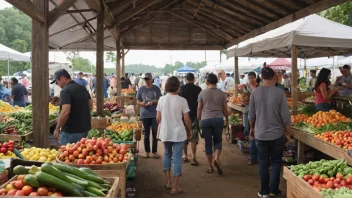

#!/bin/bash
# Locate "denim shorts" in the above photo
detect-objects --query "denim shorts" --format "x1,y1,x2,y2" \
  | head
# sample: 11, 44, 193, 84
60, 132, 88, 145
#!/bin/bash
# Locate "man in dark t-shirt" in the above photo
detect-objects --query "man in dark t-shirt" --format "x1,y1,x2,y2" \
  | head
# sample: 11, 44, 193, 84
122, 73, 132, 89
179, 73, 202, 165
10, 78, 28, 107
51, 69, 92, 145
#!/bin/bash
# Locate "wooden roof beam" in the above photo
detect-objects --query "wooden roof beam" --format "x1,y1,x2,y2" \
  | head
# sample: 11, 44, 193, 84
65, 9, 96, 14
5, 0, 45, 23
114, 0, 161, 24
48, 0, 78, 27
169, 11, 230, 42
109, 0, 133, 15
225, 0, 349, 48
258, 0, 294, 15
231, 0, 281, 19
192, 0, 203, 19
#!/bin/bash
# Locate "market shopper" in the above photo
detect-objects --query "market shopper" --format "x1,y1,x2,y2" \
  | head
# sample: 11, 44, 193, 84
137, 73, 162, 158
51, 69, 92, 145
198, 73, 229, 175
308, 70, 318, 92
0, 78, 11, 102
334, 65, 352, 96
74, 72, 88, 88
248, 67, 291, 198
21, 74, 30, 89
161, 73, 169, 95
179, 73, 202, 165
123, 73, 132, 89
217, 69, 234, 94
156, 76, 192, 195
10, 77, 28, 107
315, 68, 338, 112
242, 72, 259, 165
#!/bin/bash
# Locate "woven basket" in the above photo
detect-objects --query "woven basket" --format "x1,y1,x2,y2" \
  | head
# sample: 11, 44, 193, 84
134, 129, 141, 141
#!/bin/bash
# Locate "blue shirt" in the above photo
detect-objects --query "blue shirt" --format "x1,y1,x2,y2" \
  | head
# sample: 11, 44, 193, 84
93, 78, 108, 92
136, 85, 162, 119
335, 75, 352, 96
74, 78, 88, 87
153, 78, 160, 87
0, 85, 11, 102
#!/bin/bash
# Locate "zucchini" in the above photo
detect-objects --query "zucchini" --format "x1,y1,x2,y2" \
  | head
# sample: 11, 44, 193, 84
53, 164, 105, 184
41, 164, 72, 184
35, 171, 83, 197
14, 149, 24, 160
86, 187, 106, 197
64, 173, 106, 190
78, 167, 99, 176
13, 165, 29, 175
82, 190, 99, 197
66, 175, 88, 187
24, 174, 40, 188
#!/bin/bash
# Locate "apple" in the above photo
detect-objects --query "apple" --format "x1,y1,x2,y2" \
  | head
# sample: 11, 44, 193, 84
116, 145, 121, 153
113, 144, 117, 149
84, 159, 90, 164
97, 137, 103, 141
77, 159, 84, 164
104, 156, 109, 162
107, 146, 113, 152
78, 154, 85, 159
108, 141, 113, 146
96, 159, 103, 164
96, 141, 102, 148
105, 138, 110, 143
91, 140, 97, 146
77, 147, 82, 152
69, 155, 75, 161
65, 159, 70, 163
119, 155, 124, 162
68, 148, 74, 154
102, 142, 108, 148
73, 151, 79, 157
92, 155, 98, 161
63, 151, 69, 157
113, 158, 118, 163
60, 145, 66, 151
14, 180, 24, 190
89, 151, 94, 156
104, 149, 109, 155
82, 149, 89, 156
87, 145, 93, 151
80, 138, 86, 144
91, 161, 96, 164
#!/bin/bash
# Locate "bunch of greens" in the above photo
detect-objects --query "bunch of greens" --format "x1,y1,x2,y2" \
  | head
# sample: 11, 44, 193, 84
289, 158, 351, 178
297, 104, 317, 116
298, 77, 308, 91
87, 129, 101, 139
321, 187, 352, 198
292, 122, 352, 135
229, 114, 241, 125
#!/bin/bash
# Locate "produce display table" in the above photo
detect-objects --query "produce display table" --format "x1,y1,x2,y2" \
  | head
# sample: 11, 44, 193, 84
283, 166, 324, 198
291, 128, 352, 166
227, 103, 245, 113
0, 132, 33, 142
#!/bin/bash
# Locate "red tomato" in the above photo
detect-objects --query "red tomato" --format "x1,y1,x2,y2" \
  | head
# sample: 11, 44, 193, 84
119, 149, 127, 155
15, 190, 25, 196
7, 189, 17, 196
336, 173, 344, 179
303, 175, 312, 182
334, 183, 341, 189
334, 178, 341, 184
14, 180, 24, 190
340, 180, 347, 187
22, 185, 33, 196
326, 181, 333, 188
319, 176, 326, 184
37, 187, 49, 196
347, 178, 352, 185
313, 175, 320, 181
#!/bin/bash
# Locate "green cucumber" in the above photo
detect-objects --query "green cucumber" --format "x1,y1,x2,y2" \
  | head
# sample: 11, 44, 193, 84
13, 165, 29, 175
35, 171, 83, 197
64, 173, 106, 190
24, 174, 40, 188
53, 164, 105, 184
82, 190, 99, 197
78, 167, 99, 176
41, 164, 72, 184
14, 149, 24, 160
86, 187, 106, 197
66, 175, 88, 187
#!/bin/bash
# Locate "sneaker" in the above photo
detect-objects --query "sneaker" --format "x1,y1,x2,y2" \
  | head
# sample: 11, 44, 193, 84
258, 191, 269, 198
269, 190, 282, 198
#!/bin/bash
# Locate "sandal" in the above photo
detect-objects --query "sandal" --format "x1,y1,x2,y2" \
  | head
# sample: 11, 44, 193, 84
170, 188, 183, 195
164, 184, 172, 189
143, 153, 150, 158
214, 159, 223, 175
152, 153, 160, 159
190, 159, 199, 166
182, 157, 189, 163
206, 167, 214, 173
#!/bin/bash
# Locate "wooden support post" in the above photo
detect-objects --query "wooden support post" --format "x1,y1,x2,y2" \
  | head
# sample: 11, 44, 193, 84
297, 140, 306, 164
96, 9, 104, 116
32, 0, 49, 148
234, 56, 239, 97
116, 37, 122, 97
291, 45, 298, 114
122, 46, 125, 76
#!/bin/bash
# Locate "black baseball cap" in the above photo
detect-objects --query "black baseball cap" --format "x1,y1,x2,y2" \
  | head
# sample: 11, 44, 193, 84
50, 69, 71, 84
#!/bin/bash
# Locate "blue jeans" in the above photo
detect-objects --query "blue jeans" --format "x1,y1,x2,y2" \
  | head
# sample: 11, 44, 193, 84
249, 138, 258, 162
60, 132, 88, 145
243, 111, 249, 137
200, 117, 224, 155
315, 103, 332, 112
13, 100, 26, 107
256, 136, 285, 195
104, 91, 108, 98
163, 141, 185, 176
141, 118, 158, 153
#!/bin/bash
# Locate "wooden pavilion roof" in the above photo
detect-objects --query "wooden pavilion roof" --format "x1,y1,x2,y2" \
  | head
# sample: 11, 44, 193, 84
44, 0, 348, 50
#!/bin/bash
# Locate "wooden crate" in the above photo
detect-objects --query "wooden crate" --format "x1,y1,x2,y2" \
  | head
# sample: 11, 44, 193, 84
283, 167, 324, 198
0, 132, 33, 142
94, 170, 126, 198
1, 174, 119, 198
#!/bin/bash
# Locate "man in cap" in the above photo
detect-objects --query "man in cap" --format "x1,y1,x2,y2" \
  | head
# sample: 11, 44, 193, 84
136, 73, 162, 158
51, 69, 92, 145
74, 72, 88, 88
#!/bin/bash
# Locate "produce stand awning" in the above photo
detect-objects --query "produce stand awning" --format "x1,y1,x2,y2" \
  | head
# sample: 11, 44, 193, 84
176, 65, 196, 73
268, 58, 291, 70
338, 57, 352, 65
0, 43, 30, 62
227, 14, 352, 58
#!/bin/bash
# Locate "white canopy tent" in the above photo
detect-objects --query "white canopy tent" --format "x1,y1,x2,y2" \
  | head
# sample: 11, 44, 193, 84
213, 58, 256, 74
0, 43, 31, 79
338, 57, 352, 65
227, 14, 352, 59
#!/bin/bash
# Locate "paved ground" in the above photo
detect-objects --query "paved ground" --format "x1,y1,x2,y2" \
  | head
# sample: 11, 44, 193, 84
133, 135, 287, 198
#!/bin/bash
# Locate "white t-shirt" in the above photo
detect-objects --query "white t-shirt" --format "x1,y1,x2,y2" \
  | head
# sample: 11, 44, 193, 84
156, 94, 190, 142
218, 77, 234, 91
160, 75, 169, 89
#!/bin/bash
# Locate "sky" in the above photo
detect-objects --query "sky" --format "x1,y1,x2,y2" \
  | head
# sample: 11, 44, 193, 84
0, 0, 223, 68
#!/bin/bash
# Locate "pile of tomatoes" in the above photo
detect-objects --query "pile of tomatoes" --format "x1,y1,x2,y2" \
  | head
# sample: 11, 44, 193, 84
291, 114, 309, 123
306, 110, 349, 128
303, 173, 352, 192
315, 131, 352, 150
